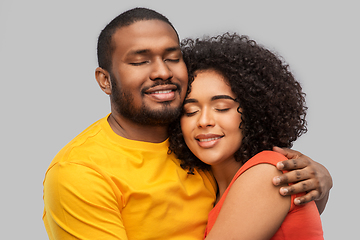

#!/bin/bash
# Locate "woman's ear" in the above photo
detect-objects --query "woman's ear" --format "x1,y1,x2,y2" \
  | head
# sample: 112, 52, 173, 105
95, 67, 112, 95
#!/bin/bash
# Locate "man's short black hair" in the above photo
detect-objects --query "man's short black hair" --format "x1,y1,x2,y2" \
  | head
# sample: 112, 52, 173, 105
97, 7, 179, 73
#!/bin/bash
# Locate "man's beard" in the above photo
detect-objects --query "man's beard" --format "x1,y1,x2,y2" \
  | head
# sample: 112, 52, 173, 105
110, 74, 182, 126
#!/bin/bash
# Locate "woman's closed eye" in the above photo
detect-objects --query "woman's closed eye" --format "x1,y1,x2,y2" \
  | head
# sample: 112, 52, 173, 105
184, 110, 199, 117
215, 108, 230, 112
183, 104, 199, 117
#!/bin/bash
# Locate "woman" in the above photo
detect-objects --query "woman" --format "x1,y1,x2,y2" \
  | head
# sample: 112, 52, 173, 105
169, 33, 324, 239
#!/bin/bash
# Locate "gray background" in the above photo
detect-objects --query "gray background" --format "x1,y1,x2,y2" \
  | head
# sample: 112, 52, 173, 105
1, 0, 358, 239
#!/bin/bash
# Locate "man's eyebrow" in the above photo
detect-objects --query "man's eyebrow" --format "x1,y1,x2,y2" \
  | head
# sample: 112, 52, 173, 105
165, 46, 181, 52
128, 49, 150, 55
128, 46, 181, 56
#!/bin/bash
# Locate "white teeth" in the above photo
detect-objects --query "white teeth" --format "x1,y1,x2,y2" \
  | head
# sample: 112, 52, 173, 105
199, 137, 220, 142
153, 90, 172, 94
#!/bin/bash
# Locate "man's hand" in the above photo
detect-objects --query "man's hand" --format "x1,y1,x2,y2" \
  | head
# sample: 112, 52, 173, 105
272, 147, 332, 214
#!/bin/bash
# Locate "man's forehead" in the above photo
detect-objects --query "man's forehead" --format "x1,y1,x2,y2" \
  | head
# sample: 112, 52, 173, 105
112, 20, 180, 54
113, 20, 178, 41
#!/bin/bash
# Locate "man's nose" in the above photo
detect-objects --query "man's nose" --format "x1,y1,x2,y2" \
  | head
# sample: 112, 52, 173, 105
150, 59, 173, 81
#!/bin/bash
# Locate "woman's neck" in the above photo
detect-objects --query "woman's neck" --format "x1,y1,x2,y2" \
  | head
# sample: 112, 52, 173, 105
211, 160, 243, 204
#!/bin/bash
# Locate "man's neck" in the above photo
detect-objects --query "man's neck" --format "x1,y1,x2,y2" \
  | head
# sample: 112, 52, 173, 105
108, 113, 169, 143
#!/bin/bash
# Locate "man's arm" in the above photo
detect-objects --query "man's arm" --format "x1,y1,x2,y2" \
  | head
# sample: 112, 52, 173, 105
43, 162, 127, 239
272, 147, 332, 214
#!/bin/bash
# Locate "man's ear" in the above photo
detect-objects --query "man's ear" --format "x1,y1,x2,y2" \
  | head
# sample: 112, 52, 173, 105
95, 67, 112, 95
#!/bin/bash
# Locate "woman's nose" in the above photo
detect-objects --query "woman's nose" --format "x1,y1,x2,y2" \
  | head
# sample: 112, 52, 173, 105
197, 108, 215, 128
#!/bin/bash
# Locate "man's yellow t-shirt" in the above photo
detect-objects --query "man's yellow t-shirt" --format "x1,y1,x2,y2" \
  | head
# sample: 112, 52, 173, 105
43, 115, 216, 240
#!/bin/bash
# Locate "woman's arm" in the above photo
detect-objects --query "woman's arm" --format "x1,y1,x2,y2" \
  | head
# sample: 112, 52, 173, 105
205, 164, 290, 240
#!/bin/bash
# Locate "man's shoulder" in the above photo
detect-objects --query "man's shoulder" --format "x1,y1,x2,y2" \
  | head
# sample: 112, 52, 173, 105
47, 117, 109, 166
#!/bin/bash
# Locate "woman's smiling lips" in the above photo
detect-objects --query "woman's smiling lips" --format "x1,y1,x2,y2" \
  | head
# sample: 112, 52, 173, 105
195, 134, 224, 148
144, 84, 178, 102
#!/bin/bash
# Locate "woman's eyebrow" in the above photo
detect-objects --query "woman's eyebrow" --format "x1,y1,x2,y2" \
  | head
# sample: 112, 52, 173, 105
211, 95, 236, 101
183, 98, 198, 104
183, 95, 236, 105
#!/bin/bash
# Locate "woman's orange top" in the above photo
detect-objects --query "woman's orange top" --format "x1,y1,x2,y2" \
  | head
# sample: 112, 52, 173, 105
204, 151, 324, 239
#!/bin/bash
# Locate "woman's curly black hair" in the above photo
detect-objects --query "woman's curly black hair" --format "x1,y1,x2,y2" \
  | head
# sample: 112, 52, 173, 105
168, 32, 307, 174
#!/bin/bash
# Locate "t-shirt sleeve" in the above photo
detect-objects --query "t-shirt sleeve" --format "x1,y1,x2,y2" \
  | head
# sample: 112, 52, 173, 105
43, 161, 128, 240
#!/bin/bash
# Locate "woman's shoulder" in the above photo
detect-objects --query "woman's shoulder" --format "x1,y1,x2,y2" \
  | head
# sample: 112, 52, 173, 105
233, 150, 287, 180
250, 150, 288, 166
213, 152, 291, 239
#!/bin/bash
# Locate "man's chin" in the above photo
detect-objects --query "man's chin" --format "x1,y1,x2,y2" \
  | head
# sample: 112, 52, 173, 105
121, 105, 182, 126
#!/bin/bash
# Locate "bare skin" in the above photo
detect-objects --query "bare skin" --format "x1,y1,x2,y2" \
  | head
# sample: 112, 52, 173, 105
95, 20, 188, 143
95, 20, 332, 206
273, 147, 332, 213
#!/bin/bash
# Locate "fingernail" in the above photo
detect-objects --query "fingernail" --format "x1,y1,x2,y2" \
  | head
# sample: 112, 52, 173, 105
294, 198, 301, 205
273, 177, 281, 185
281, 188, 288, 195
277, 162, 284, 170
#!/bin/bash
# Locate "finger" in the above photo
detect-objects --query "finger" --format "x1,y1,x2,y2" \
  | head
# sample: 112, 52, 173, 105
277, 158, 310, 171
280, 179, 317, 196
273, 146, 301, 160
294, 190, 321, 205
274, 168, 313, 185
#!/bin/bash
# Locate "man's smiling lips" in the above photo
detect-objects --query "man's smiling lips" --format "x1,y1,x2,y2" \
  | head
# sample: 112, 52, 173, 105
144, 84, 178, 102
195, 134, 224, 148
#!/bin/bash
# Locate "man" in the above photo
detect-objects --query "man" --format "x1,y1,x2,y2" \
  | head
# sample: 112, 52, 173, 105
43, 7, 332, 240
